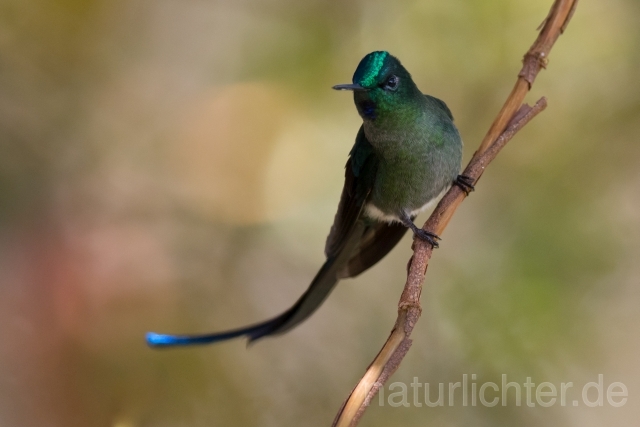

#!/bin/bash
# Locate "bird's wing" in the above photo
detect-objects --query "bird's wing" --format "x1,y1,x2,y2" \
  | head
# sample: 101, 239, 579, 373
326, 126, 410, 279
324, 126, 378, 258
339, 220, 409, 278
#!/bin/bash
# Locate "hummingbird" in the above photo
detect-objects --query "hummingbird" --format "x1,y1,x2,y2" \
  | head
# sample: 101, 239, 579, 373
146, 51, 473, 348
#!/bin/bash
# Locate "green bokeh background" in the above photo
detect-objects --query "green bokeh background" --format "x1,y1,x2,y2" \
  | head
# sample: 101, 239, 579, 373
1, 1, 639, 426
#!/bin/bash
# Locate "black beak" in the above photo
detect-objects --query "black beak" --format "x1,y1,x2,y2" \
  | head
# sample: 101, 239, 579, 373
332, 83, 367, 91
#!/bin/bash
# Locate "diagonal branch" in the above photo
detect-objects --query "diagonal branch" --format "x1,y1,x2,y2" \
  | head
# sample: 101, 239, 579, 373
332, 1, 578, 426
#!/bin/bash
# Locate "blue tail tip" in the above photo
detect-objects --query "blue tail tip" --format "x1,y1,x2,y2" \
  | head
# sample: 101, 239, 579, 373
146, 332, 178, 347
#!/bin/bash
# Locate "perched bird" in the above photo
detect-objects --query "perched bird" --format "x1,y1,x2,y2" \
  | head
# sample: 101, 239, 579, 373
146, 51, 472, 348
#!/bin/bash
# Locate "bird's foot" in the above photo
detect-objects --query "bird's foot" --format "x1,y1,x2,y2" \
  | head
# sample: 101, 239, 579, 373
454, 174, 475, 196
399, 211, 440, 248
413, 228, 441, 248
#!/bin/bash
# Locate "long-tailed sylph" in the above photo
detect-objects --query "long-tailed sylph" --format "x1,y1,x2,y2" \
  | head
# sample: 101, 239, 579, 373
146, 51, 473, 348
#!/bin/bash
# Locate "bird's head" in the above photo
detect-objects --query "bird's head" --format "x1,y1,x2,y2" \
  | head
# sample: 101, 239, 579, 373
333, 51, 420, 122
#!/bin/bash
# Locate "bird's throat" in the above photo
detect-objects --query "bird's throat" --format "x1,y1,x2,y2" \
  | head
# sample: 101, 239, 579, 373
357, 99, 377, 120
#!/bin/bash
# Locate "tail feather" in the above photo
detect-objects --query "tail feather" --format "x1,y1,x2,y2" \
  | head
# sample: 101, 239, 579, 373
146, 221, 367, 348
146, 257, 340, 348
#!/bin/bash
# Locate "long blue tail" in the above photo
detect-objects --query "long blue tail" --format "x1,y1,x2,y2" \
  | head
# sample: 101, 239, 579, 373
146, 257, 340, 348
146, 219, 371, 349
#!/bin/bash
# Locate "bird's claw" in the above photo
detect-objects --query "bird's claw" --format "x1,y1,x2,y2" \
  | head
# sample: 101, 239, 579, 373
455, 174, 475, 196
413, 229, 440, 248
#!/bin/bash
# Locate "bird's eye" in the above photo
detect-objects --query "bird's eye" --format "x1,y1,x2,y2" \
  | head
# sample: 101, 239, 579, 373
384, 75, 399, 90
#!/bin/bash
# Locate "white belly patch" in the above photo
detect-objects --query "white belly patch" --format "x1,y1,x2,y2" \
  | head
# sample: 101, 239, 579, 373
364, 185, 451, 224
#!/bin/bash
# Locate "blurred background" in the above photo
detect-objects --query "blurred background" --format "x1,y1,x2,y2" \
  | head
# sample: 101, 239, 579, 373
1, 0, 639, 426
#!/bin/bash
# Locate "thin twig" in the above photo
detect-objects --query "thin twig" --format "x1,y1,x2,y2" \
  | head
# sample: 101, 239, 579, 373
332, 1, 577, 426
